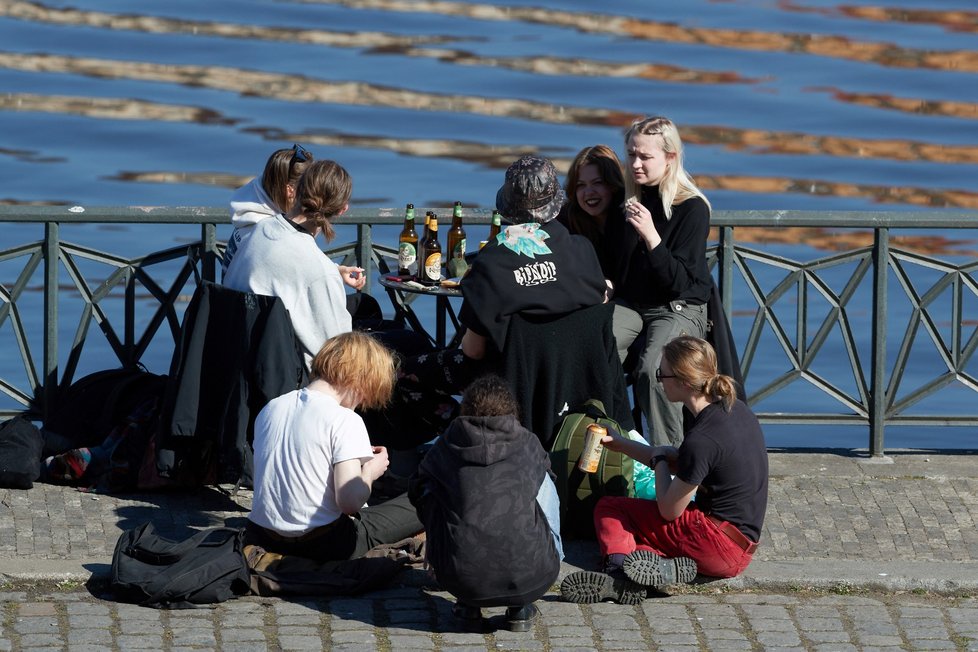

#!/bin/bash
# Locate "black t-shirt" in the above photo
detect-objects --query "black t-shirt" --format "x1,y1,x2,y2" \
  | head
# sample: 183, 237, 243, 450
608, 186, 712, 308
676, 400, 769, 542
459, 220, 607, 352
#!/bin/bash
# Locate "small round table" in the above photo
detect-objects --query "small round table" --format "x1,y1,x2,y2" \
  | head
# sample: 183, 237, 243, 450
379, 276, 464, 348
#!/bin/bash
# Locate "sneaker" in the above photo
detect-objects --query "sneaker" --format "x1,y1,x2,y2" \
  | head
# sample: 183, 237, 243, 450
503, 603, 540, 632
451, 601, 485, 632
622, 550, 697, 589
559, 569, 645, 605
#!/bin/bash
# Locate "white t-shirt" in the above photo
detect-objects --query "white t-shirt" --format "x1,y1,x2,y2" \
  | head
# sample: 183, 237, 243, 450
223, 213, 352, 370
249, 387, 374, 535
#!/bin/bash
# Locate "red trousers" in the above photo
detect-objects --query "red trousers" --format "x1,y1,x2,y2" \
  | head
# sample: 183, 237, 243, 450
593, 496, 753, 578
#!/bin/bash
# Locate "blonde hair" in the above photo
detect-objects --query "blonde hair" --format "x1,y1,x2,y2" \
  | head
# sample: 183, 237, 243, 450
293, 160, 352, 242
624, 116, 711, 220
662, 335, 736, 410
310, 332, 397, 410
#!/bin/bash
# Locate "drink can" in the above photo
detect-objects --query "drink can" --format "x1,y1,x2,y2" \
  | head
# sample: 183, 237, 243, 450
578, 424, 607, 473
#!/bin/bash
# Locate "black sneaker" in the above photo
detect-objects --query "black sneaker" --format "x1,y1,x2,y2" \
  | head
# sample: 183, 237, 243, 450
559, 569, 645, 605
451, 601, 485, 632
622, 550, 697, 589
503, 603, 540, 632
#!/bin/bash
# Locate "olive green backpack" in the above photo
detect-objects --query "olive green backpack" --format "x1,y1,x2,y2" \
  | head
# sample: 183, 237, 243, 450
549, 399, 635, 539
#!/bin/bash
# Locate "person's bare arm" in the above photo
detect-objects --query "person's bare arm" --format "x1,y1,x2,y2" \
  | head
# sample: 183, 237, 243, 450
655, 475, 698, 521
461, 329, 487, 360
333, 446, 389, 514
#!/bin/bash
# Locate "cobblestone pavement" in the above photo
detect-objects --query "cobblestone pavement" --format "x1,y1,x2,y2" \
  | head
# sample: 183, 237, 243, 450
1, 451, 977, 650
1, 586, 977, 651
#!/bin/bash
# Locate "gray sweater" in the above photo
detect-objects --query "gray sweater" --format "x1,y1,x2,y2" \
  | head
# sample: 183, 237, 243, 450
224, 214, 351, 369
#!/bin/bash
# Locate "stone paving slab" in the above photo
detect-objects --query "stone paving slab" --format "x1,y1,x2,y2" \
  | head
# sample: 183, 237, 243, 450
1, 451, 978, 651
1, 451, 977, 593
1, 586, 976, 651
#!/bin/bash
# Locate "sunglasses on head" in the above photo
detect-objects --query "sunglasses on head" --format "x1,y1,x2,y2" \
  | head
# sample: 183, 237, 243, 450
291, 143, 310, 162
288, 143, 311, 176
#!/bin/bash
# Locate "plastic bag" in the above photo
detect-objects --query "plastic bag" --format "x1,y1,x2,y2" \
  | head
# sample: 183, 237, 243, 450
625, 430, 656, 500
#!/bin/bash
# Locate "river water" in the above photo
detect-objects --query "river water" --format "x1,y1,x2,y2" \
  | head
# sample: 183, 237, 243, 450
2, 0, 978, 449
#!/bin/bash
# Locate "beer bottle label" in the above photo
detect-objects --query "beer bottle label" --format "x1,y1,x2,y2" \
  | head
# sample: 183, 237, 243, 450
398, 242, 417, 270
423, 253, 442, 281
452, 238, 466, 260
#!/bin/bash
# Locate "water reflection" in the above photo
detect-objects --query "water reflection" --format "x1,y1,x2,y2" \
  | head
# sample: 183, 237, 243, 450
811, 88, 978, 122
1, 0, 758, 86
3, 56, 975, 168
305, 0, 978, 73
781, 2, 978, 35
4, 90, 977, 210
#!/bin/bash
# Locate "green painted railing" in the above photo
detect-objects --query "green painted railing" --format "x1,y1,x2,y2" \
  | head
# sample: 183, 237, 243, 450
2, 206, 977, 456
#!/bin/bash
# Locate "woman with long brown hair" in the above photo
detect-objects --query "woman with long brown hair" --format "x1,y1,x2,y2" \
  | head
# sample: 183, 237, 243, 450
557, 144, 626, 277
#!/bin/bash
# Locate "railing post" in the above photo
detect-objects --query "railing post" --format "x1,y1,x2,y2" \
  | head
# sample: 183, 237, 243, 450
42, 222, 60, 419
358, 224, 373, 288
870, 227, 889, 456
202, 223, 217, 282
718, 226, 734, 323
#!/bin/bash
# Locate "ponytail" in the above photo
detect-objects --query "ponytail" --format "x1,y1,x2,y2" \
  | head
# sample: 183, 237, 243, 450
704, 373, 737, 411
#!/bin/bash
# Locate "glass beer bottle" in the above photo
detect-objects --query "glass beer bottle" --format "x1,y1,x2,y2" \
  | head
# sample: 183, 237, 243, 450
488, 209, 502, 242
419, 214, 442, 286
446, 201, 467, 277
397, 203, 419, 277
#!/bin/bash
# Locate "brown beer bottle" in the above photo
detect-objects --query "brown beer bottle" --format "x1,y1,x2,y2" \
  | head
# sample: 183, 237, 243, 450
446, 201, 468, 277
397, 203, 419, 277
488, 209, 502, 242
419, 213, 442, 285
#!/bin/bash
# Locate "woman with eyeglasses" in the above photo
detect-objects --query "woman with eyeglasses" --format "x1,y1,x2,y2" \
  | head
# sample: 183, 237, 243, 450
560, 336, 767, 604
609, 117, 713, 448
224, 159, 366, 371
224, 144, 313, 276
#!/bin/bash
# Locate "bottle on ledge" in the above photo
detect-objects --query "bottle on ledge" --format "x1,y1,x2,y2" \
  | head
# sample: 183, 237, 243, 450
419, 213, 442, 286
487, 209, 502, 242
446, 201, 468, 278
397, 203, 419, 277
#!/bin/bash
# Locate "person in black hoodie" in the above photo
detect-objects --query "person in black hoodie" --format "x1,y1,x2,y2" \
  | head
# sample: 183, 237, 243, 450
409, 374, 562, 633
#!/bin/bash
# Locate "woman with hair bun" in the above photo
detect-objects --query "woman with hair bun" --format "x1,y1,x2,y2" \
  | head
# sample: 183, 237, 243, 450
561, 335, 767, 605
224, 159, 366, 370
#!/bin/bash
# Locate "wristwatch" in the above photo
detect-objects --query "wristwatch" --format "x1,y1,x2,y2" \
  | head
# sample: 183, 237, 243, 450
650, 454, 669, 468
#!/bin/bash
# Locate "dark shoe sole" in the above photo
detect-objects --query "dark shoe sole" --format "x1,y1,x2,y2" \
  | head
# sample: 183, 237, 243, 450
559, 571, 645, 605
622, 550, 697, 589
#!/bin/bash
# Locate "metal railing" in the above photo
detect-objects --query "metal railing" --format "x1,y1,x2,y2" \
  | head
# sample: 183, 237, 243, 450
2, 206, 977, 456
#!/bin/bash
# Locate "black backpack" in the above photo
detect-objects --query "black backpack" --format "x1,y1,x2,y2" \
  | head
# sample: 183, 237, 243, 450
110, 522, 252, 609
0, 415, 44, 489
42, 367, 167, 455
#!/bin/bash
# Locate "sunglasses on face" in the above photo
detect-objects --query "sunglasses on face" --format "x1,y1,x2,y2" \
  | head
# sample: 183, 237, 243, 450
655, 368, 676, 382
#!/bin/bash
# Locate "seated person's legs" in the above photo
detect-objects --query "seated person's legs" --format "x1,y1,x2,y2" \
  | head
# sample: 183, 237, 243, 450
351, 492, 424, 558
612, 302, 644, 366
634, 304, 707, 446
